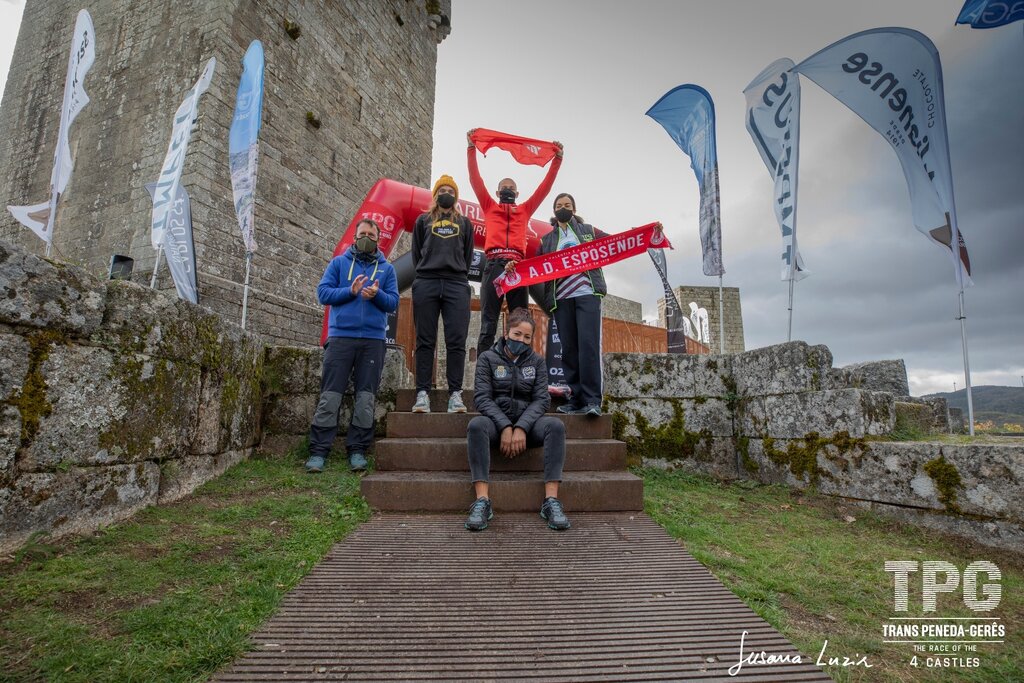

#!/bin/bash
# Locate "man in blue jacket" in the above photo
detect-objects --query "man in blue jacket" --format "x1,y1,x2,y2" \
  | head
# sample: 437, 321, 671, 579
306, 218, 399, 472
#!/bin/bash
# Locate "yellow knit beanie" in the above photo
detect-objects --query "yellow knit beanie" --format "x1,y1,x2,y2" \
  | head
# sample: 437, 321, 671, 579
432, 174, 458, 200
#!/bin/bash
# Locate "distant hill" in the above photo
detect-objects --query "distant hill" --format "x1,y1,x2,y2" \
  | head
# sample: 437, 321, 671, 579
924, 385, 1024, 426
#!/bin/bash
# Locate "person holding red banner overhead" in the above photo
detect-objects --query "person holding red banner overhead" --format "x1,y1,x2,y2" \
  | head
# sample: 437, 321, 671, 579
410, 175, 475, 414
467, 128, 563, 353
538, 193, 609, 417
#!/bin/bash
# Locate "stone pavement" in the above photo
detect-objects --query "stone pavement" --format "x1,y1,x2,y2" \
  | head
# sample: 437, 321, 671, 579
214, 513, 832, 681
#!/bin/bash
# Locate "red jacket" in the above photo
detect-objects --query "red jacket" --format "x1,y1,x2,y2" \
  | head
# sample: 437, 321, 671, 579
468, 146, 562, 260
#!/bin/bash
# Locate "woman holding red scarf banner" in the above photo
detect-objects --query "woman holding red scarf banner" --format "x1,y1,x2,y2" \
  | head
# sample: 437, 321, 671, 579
466, 128, 563, 353
538, 193, 609, 416
538, 195, 666, 416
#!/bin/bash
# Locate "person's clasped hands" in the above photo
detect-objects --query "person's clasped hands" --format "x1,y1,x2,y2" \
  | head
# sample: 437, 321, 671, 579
350, 274, 379, 298
500, 426, 528, 458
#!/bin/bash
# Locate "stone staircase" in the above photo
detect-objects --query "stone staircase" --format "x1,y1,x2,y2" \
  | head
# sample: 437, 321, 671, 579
360, 390, 643, 513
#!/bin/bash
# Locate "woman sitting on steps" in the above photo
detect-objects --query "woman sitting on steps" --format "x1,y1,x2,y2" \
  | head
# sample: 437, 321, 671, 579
464, 307, 570, 532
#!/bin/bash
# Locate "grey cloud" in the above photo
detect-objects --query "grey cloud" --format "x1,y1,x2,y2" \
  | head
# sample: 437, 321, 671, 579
432, 0, 1022, 391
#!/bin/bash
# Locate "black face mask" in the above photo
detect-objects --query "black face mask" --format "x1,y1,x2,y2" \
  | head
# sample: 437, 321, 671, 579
554, 208, 574, 224
498, 187, 517, 204
505, 338, 530, 357
437, 193, 456, 209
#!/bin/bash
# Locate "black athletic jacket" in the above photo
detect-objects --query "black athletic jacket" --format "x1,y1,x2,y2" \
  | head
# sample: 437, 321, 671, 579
473, 339, 550, 433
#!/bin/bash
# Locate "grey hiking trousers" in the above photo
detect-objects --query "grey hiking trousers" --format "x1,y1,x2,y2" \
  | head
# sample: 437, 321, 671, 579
308, 337, 385, 458
467, 415, 565, 483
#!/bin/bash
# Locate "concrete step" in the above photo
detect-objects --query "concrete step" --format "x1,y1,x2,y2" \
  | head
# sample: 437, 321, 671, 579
361, 471, 643, 512
374, 438, 626, 472
395, 389, 573, 414
385, 412, 612, 439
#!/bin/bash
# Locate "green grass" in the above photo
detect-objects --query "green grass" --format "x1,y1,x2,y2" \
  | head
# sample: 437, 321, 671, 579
885, 422, 932, 442
4, 451, 1020, 683
0, 444, 368, 683
642, 467, 1024, 682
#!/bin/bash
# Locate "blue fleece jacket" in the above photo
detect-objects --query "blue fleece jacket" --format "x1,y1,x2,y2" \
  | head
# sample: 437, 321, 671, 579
318, 247, 399, 340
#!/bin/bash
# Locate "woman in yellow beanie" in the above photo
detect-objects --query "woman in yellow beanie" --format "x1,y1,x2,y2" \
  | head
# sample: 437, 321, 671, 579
410, 175, 475, 413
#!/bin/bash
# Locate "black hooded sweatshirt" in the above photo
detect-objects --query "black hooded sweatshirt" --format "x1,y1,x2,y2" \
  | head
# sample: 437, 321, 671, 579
412, 211, 475, 280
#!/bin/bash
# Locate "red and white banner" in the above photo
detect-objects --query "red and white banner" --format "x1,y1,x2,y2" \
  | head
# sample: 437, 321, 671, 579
493, 222, 670, 297
470, 128, 559, 167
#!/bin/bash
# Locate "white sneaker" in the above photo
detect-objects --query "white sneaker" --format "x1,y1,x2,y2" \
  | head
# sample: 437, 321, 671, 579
412, 390, 431, 413
448, 391, 467, 413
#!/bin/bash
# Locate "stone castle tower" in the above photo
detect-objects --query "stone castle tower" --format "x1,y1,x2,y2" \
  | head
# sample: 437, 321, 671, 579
658, 285, 745, 354
0, 0, 451, 345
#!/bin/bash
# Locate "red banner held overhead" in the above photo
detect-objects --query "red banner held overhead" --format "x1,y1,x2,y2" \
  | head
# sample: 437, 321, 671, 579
470, 128, 560, 167
493, 222, 670, 297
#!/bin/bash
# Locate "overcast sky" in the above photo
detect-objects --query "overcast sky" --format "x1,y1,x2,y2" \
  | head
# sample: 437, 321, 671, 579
1, 1, 1021, 395
0, 0, 22, 102
430, 0, 1023, 395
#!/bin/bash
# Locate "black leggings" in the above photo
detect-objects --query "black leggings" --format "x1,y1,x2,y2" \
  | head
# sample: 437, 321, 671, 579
553, 294, 603, 407
477, 258, 529, 353
412, 277, 471, 393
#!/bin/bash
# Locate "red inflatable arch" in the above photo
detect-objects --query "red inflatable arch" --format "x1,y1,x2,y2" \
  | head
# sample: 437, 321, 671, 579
320, 178, 557, 345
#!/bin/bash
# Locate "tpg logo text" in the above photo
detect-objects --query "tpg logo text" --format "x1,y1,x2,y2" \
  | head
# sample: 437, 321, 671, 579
885, 561, 1001, 612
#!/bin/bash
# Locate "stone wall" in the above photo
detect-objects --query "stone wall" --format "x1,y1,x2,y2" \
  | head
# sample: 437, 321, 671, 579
601, 294, 643, 323
604, 342, 1023, 551
658, 285, 744, 354
260, 343, 412, 457
0, 237, 411, 553
0, 0, 450, 347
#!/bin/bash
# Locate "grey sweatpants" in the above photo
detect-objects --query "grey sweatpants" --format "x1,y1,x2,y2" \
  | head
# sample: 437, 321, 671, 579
467, 415, 565, 483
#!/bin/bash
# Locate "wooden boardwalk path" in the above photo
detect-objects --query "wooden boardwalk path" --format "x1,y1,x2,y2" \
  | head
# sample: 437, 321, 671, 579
214, 512, 832, 681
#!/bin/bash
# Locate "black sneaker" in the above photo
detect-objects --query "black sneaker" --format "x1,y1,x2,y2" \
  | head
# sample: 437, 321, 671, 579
540, 497, 571, 530
465, 497, 493, 531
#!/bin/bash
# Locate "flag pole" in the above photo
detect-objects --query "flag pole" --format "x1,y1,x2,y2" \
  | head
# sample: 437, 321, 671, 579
957, 286, 975, 436
787, 277, 795, 342
718, 275, 725, 354
788, 215, 799, 343
241, 251, 253, 330
43, 188, 58, 258
150, 245, 163, 288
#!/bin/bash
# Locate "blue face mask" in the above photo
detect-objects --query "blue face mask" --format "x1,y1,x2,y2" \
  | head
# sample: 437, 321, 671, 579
505, 338, 530, 357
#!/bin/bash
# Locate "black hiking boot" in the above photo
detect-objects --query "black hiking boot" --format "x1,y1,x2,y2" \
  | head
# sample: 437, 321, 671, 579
540, 497, 571, 530
465, 497, 493, 531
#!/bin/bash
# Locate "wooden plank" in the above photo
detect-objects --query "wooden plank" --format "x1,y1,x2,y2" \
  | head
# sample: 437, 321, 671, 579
213, 514, 833, 682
